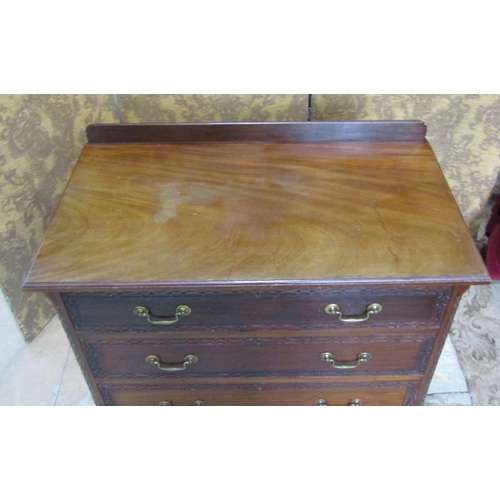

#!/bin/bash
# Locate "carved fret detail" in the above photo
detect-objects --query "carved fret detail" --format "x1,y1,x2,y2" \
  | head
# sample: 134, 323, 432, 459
63, 286, 452, 301
403, 384, 420, 405
100, 380, 420, 392
82, 333, 432, 347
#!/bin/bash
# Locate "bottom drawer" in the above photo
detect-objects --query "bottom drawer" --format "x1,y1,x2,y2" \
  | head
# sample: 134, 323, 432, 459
100, 382, 418, 406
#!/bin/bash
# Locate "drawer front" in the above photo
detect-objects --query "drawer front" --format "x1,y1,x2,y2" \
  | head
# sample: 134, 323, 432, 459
100, 382, 417, 406
82, 334, 435, 379
63, 287, 451, 333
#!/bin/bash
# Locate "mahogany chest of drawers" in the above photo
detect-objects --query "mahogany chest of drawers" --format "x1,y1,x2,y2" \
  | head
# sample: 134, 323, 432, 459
24, 121, 490, 405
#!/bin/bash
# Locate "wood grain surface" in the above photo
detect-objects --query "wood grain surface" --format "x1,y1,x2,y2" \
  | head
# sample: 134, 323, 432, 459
25, 139, 488, 288
86, 120, 427, 143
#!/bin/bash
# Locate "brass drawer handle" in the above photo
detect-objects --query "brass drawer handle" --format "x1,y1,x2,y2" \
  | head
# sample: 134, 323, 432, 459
325, 303, 382, 323
146, 354, 198, 372
134, 305, 191, 325
158, 400, 206, 406
316, 398, 364, 406
349, 399, 363, 406
321, 351, 371, 369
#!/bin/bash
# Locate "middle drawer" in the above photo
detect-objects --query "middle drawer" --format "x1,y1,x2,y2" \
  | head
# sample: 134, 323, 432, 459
81, 333, 436, 380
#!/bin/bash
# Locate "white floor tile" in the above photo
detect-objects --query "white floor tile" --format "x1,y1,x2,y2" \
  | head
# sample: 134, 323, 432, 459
423, 392, 473, 406
427, 336, 469, 394
0, 314, 70, 405
0, 291, 26, 371
55, 348, 94, 406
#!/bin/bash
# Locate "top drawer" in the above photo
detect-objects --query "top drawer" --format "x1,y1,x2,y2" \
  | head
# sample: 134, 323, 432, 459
62, 287, 452, 334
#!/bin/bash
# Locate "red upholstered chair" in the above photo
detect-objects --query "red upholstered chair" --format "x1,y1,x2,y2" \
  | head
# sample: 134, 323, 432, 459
486, 198, 500, 280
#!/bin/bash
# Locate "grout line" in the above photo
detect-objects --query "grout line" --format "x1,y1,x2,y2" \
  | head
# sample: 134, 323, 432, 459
53, 347, 71, 406
426, 391, 471, 396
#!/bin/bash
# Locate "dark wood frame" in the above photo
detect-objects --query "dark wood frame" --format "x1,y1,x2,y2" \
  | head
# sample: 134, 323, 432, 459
86, 120, 427, 144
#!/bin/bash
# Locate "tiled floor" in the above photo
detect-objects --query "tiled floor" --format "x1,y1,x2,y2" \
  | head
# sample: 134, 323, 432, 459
0, 294, 92, 405
0, 291, 471, 406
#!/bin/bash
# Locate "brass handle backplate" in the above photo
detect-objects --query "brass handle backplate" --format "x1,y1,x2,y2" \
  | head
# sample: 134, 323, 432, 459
316, 398, 364, 406
159, 400, 206, 406
325, 303, 382, 323
321, 352, 371, 370
134, 305, 191, 325
146, 354, 198, 372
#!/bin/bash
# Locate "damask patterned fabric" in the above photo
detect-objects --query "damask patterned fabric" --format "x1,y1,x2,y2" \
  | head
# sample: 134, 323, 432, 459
450, 284, 500, 405
0, 94, 119, 340
117, 94, 309, 123
312, 94, 500, 238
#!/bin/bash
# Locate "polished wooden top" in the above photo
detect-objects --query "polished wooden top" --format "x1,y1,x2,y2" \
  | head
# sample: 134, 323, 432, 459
24, 124, 489, 289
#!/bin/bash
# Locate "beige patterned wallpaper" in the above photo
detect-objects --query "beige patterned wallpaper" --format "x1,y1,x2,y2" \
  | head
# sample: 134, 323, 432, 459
0, 94, 119, 341
117, 94, 309, 122
312, 94, 500, 238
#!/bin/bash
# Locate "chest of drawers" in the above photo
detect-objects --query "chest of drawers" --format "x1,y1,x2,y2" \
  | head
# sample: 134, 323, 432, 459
23, 121, 490, 405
